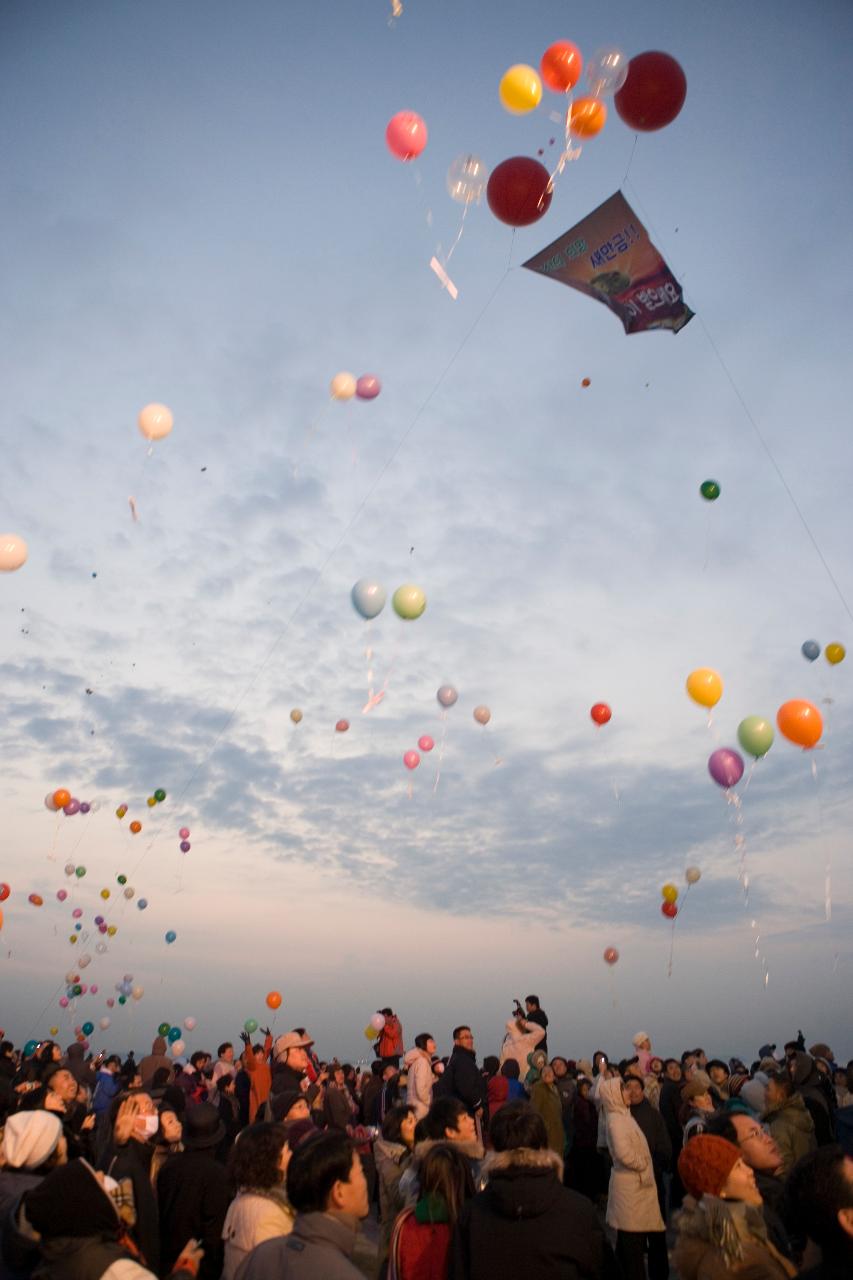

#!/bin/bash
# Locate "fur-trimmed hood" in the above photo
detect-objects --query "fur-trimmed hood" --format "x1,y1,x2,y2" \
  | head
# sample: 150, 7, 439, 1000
479, 1145, 565, 1221
483, 1145, 563, 1180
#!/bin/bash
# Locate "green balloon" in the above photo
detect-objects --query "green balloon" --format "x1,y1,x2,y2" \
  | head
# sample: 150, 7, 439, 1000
700, 479, 720, 501
244, 1018, 258, 1034
73, 984, 82, 996
82, 1021, 94, 1036
117, 874, 127, 885
154, 788, 166, 803
158, 1022, 170, 1036
118, 995, 127, 1005
737, 715, 774, 758
75, 866, 86, 877
392, 584, 426, 620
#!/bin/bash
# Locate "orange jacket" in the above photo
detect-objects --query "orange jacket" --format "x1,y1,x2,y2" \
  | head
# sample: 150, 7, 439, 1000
244, 1034, 273, 1122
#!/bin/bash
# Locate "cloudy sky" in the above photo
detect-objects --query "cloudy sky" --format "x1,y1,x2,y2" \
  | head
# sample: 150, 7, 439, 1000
1, 0, 852, 1064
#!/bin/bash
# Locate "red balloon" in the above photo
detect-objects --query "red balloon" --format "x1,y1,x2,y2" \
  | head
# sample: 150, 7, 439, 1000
335, 719, 350, 733
590, 703, 612, 726
487, 157, 553, 227
614, 51, 687, 132
540, 41, 583, 93
661, 901, 678, 919
0, 883, 10, 902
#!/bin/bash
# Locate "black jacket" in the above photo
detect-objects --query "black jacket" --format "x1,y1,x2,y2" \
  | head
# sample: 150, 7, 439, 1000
526, 1009, 549, 1056
440, 1047, 483, 1115
449, 1147, 616, 1280
157, 1148, 229, 1280
658, 1078, 684, 1151
630, 1098, 672, 1175
99, 1137, 159, 1270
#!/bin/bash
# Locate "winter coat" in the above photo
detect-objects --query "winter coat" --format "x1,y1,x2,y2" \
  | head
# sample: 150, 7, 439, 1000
399, 1140, 484, 1209
572, 1093, 598, 1150
323, 1084, 355, 1132
377, 1016, 404, 1062
234, 1212, 363, 1280
598, 1077, 663, 1233
672, 1195, 797, 1280
0, 1168, 43, 1280
629, 1098, 671, 1175
138, 1040, 172, 1089
403, 1051, 433, 1120
92, 1073, 121, 1119
157, 1148, 229, 1280
221, 1189, 294, 1280
244, 1039, 273, 1124
530, 1082, 564, 1156
790, 1053, 835, 1146
100, 1140, 159, 1271
388, 1206, 450, 1280
437, 1049, 482, 1116
763, 1093, 817, 1174
498, 1020, 545, 1080
373, 1139, 411, 1258
525, 1007, 548, 1053
659, 1077, 684, 1152
449, 1146, 611, 1280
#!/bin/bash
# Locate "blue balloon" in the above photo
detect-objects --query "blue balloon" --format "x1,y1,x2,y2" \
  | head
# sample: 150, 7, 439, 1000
351, 579, 387, 620
137, 898, 148, 911
165, 930, 176, 944
801, 640, 820, 662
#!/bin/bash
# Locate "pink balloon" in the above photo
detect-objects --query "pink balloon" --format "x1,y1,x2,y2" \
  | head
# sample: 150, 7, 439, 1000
106, 998, 115, 1008
63, 799, 80, 816
59, 996, 69, 1008
79, 984, 88, 994
72, 908, 83, 919
89, 984, 98, 994
179, 827, 190, 840
403, 750, 421, 771
418, 735, 435, 752
56, 889, 68, 902
356, 375, 381, 400
385, 110, 428, 161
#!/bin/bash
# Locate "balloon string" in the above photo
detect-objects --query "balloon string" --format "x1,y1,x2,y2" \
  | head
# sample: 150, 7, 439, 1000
128, 445, 154, 522
725, 789, 770, 987
433, 710, 448, 794
545, 90, 582, 194
440, 200, 470, 269
666, 917, 677, 979
742, 758, 758, 794
811, 756, 830, 922
362, 628, 403, 714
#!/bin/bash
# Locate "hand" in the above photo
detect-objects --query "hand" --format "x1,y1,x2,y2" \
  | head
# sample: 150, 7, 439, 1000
175, 1240, 205, 1274
44, 1090, 66, 1114
81, 1114, 96, 1131
260, 1026, 271, 1038
239, 1031, 250, 1046
113, 1096, 142, 1145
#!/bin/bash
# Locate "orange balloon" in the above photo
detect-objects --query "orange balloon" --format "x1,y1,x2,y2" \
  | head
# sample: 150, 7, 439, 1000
266, 991, 282, 1010
581, 377, 591, 388
570, 97, 607, 139
53, 789, 71, 809
776, 699, 823, 749
540, 41, 583, 93
129, 820, 142, 834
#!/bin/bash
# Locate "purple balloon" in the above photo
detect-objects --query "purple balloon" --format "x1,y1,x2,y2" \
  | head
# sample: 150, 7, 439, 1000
180, 840, 191, 853
63, 799, 80, 815
356, 374, 381, 400
79, 802, 91, 814
708, 747, 744, 789
94, 915, 104, 925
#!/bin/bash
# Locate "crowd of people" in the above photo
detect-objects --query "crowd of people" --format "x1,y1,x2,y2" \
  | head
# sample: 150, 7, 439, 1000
1, 998, 851, 1280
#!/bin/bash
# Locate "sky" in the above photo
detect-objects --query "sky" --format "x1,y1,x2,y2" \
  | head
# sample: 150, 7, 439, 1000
1, 0, 852, 1066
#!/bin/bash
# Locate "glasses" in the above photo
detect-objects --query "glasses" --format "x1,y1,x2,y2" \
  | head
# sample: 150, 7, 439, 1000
740, 1125, 772, 1142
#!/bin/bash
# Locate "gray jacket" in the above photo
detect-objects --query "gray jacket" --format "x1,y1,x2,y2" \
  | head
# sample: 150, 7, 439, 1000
235, 1212, 362, 1280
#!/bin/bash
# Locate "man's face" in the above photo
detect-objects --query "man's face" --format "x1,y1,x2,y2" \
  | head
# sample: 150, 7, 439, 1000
731, 1114, 783, 1173
50, 1069, 78, 1103
333, 1068, 345, 1087
666, 1061, 682, 1082
287, 1045, 310, 1073
425, 1038, 436, 1056
682, 1057, 697, 1080
625, 1079, 645, 1107
525, 1001, 535, 1014
625, 1062, 644, 1082
334, 1152, 370, 1219
455, 1029, 475, 1052
552, 1059, 566, 1078
448, 1110, 477, 1144
709, 1065, 728, 1086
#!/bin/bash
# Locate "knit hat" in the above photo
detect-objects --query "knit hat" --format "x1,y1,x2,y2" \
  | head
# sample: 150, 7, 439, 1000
740, 1078, 768, 1115
691, 1069, 712, 1091
26, 1159, 120, 1239
682, 1080, 711, 1102
632, 1031, 651, 1047
728, 1073, 748, 1098
1, 1111, 63, 1170
757, 1043, 776, 1059
270, 1090, 306, 1122
678, 1134, 742, 1199
284, 1118, 318, 1148
809, 1043, 833, 1062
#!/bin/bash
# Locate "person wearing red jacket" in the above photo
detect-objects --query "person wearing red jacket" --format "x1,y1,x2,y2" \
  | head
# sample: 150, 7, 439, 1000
376, 1009, 404, 1066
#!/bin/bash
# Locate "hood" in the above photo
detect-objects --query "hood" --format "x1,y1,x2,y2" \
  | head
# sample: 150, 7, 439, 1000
791, 1051, 818, 1089
66, 1044, 85, 1063
373, 1138, 408, 1165
765, 1093, 813, 1131
403, 1048, 426, 1067
481, 1147, 563, 1220
26, 1160, 120, 1239
598, 1076, 629, 1116
411, 1137, 484, 1164
151, 1037, 167, 1056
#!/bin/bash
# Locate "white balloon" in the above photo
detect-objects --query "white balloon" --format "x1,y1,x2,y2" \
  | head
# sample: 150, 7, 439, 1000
370, 1013, 386, 1032
0, 534, 28, 572
446, 154, 489, 205
45, 792, 59, 811
686, 866, 702, 885
100, 1017, 111, 1030
79, 954, 91, 969
171, 1039, 185, 1057
132, 985, 144, 1001
137, 403, 174, 441
184, 1016, 197, 1031
586, 47, 629, 98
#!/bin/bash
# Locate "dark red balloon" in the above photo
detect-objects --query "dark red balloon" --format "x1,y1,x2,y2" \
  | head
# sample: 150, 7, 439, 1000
487, 157, 553, 227
614, 51, 687, 132
590, 702, 612, 726
661, 901, 678, 919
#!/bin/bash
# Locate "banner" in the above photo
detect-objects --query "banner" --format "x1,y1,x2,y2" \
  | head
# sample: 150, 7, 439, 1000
523, 190, 693, 335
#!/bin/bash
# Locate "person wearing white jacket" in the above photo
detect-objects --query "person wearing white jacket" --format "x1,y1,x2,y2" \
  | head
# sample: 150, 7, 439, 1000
498, 1018, 545, 1082
404, 1033, 436, 1119
598, 1076, 667, 1280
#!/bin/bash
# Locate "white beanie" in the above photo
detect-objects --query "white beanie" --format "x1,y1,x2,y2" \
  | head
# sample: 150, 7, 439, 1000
632, 1031, 651, 1047
1, 1111, 63, 1170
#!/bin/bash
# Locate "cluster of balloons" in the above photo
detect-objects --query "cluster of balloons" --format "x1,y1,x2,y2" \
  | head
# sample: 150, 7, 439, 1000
351, 579, 427, 621
385, 110, 428, 161
46, 789, 97, 816
801, 640, 845, 665
178, 826, 191, 854
364, 1011, 386, 1041
138, 403, 174, 441
660, 882, 679, 919
330, 372, 382, 401
145, 788, 167, 808
0, 534, 28, 572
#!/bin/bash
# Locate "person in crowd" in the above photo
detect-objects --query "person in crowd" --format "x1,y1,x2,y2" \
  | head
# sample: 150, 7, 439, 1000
269, 1032, 317, 1109
403, 1035, 436, 1121
449, 1100, 612, 1280
157, 1103, 230, 1280
63, 1044, 96, 1091
360, 1062, 385, 1127
598, 1074, 667, 1280
178, 1052, 211, 1109
783, 1144, 853, 1279
376, 1010, 405, 1067
632, 1033, 653, 1076
624, 1075, 671, 1218
221, 1122, 294, 1280
674, 1134, 797, 1279
833, 1066, 852, 1110
418, 1099, 483, 1161
763, 1070, 818, 1174
100, 1092, 162, 1269
236, 1130, 369, 1280
0, 1110, 67, 1280
36, 1043, 62, 1067
150, 1104, 184, 1187
323, 1065, 357, 1132
568, 1077, 602, 1201
210, 1072, 241, 1157
93, 1057, 123, 1122
789, 1052, 836, 1146
498, 1016, 545, 1082
529, 1064, 564, 1157
377, 1063, 401, 1126
550, 1058, 576, 1153
388, 1142, 474, 1279
23, 1158, 203, 1280
212, 1044, 236, 1087
679, 1079, 715, 1142
27, 1062, 95, 1162
439, 1029, 483, 1125
139, 1038, 172, 1089
373, 1104, 416, 1265
707, 1059, 731, 1102
240, 1032, 273, 1124
523, 996, 549, 1055
704, 1110, 786, 1215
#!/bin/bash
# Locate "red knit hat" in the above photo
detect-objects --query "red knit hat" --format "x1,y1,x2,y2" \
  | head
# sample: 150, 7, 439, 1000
678, 1134, 742, 1199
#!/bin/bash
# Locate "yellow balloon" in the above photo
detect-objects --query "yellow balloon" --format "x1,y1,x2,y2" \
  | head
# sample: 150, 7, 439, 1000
825, 642, 846, 666
290, 709, 303, 724
50, 1027, 59, 1036
330, 372, 357, 401
107, 925, 117, 937
686, 667, 723, 708
364, 1025, 378, 1040
661, 883, 679, 904
499, 64, 543, 115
